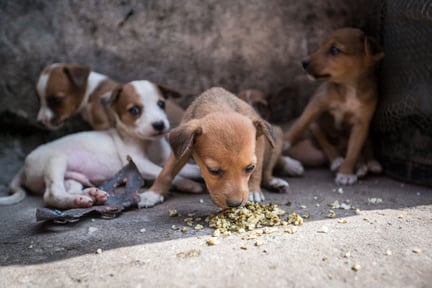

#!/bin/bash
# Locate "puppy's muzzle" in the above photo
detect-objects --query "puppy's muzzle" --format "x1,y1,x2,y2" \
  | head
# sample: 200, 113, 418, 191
226, 198, 243, 208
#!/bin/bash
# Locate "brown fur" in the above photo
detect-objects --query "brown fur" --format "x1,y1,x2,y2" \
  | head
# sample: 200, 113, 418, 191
284, 28, 384, 185
140, 87, 289, 209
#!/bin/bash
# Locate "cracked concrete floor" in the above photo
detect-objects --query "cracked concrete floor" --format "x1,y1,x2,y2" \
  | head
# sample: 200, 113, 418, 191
0, 163, 431, 288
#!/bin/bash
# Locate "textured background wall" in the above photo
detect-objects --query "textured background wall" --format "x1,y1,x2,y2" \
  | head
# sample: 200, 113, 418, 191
0, 0, 371, 129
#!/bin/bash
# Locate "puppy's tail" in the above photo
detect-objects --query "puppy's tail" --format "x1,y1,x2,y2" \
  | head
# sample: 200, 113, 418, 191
0, 168, 26, 205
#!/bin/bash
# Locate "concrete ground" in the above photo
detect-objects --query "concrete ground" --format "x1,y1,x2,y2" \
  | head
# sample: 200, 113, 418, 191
0, 157, 431, 288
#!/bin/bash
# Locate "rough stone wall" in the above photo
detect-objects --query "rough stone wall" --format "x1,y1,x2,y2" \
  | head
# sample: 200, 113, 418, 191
0, 0, 370, 129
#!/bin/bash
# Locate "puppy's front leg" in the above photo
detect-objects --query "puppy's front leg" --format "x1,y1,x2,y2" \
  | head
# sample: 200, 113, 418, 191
139, 153, 201, 208
336, 122, 369, 185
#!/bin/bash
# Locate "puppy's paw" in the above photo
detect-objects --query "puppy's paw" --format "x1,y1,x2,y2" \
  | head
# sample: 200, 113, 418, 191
331, 157, 344, 172
138, 191, 164, 208
335, 173, 358, 185
82, 187, 109, 204
248, 191, 265, 202
73, 195, 94, 208
356, 164, 369, 178
367, 160, 383, 174
280, 156, 304, 176
266, 178, 289, 193
173, 178, 203, 193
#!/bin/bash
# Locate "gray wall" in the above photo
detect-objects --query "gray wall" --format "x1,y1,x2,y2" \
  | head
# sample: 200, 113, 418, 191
0, 0, 371, 127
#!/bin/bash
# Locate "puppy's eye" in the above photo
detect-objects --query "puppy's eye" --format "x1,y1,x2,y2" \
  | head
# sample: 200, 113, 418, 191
47, 96, 63, 106
208, 167, 224, 176
157, 100, 166, 110
128, 105, 141, 116
329, 46, 340, 56
245, 164, 255, 174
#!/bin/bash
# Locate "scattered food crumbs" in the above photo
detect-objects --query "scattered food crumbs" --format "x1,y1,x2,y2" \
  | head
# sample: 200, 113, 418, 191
205, 201, 287, 232
262, 249, 268, 254
328, 200, 340, 209
300, 205, 307, 209
398, 214, 404, 219
255, 240, 264, 247
212, 229, 221, 237
313, 196, 318, 200
194, 224, 204, 231
343, 251, 351, 258
96, 248, 102, 254
328, 209, 336, 218
287, 213, 304, 226
363, 217, 369, 222
340, 202, 351, 210
352, 263, 361, 271
355, 208, 361, 215
176, 249, 201, 258
206, 237, 219, 246
337, 187, 344, 194
168, 209, 178, 217
322, 256, 328, 262
199, 199, 204, 203
368, 198, 383, 204
316, 203, 320, 207
302, 213, 310, 219
140, 228, 146, 233
284, 226, 298, 234
412, 248, 422, 254
181, 227, 188, 233
28, 244, 33, 249
385, 249, 392, 256
240, 244, 248, 250
171, 225, 179, 231
337, 219, 348, 224
285, 201, 292, 206
88, 227, 98, 234
317, 226, 329, 233
187, 212, 196, 217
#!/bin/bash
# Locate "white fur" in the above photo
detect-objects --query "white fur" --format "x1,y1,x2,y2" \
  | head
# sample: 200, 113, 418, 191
1, 80, 201, 208
79, 72, 108, 112
36, 71, 53, 127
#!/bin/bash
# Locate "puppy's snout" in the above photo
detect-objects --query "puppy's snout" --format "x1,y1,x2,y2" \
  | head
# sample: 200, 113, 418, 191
302, 59, 310, 70
227, 199, 243, 208
152, 120, 165, 132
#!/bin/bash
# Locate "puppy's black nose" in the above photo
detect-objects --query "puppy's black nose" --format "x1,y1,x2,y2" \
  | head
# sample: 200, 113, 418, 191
152, 121, 165, 132
302, 59, 310, 70
227, 199, 243, 208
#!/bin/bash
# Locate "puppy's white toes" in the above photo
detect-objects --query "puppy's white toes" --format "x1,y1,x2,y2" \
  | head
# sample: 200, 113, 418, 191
73, 195, 94, 208
335, 173, 358, 185
173, 178, 203, 194
356, 164, 369, 178
331, 157, 344, 172
267, 178, 289, 193
248, 191, 265, 202
138, 191, 164, 208
367, 160, 383, 174
280, 156, 304, 176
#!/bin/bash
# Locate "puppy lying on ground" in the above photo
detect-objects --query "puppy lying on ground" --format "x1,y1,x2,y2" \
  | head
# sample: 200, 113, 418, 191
139, 87, 290, 209
284, 28, 384, 185
0, 80, 201, 209
36, 63, 185, 130
237, 89, 304, 177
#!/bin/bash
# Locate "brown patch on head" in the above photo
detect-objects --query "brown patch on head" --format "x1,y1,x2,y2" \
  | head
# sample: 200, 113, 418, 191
156, 84, 182, 99
109, 84, 143, 127
170, 112, 258, 209
41, 64, 91, 125
303, 28, 383, 83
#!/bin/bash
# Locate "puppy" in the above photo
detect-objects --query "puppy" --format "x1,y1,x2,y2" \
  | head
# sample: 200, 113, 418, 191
237, 89, 304, 177
139, 87, 290, 210
0, 80, 201, 209
36, 63, 186, 130
284, 28, 384, 185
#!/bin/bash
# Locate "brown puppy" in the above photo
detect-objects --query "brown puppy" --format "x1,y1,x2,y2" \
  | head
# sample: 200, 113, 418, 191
284, 28, 384, 185
237, 89, 304, 177
138, 87, 289, 209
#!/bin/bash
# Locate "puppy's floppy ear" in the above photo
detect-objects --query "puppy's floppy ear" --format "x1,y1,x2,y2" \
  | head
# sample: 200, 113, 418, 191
168, 120, 202, 159
109, 85, 123, 107
253, 118, 275, 148
364, 36, 384, 61
157, 83, 182, 99
63, 64, 91, 88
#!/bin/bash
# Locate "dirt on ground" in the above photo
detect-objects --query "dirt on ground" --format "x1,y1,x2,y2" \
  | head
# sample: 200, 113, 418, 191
0, 155, 431, 288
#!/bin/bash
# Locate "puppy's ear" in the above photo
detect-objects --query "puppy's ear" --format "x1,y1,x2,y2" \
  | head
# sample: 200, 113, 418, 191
364, 36, 384, 61
109, 86, 123, 106
168, 120, 202, 159
63, 64, 91, 88
157, 84, 182, 99
253, 118, 275, 148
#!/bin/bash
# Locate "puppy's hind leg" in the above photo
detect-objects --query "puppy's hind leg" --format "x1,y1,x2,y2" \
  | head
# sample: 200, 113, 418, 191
43, 155, 93, 209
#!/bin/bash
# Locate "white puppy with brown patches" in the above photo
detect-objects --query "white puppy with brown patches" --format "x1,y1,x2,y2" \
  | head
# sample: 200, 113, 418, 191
0, 80, 201, 209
